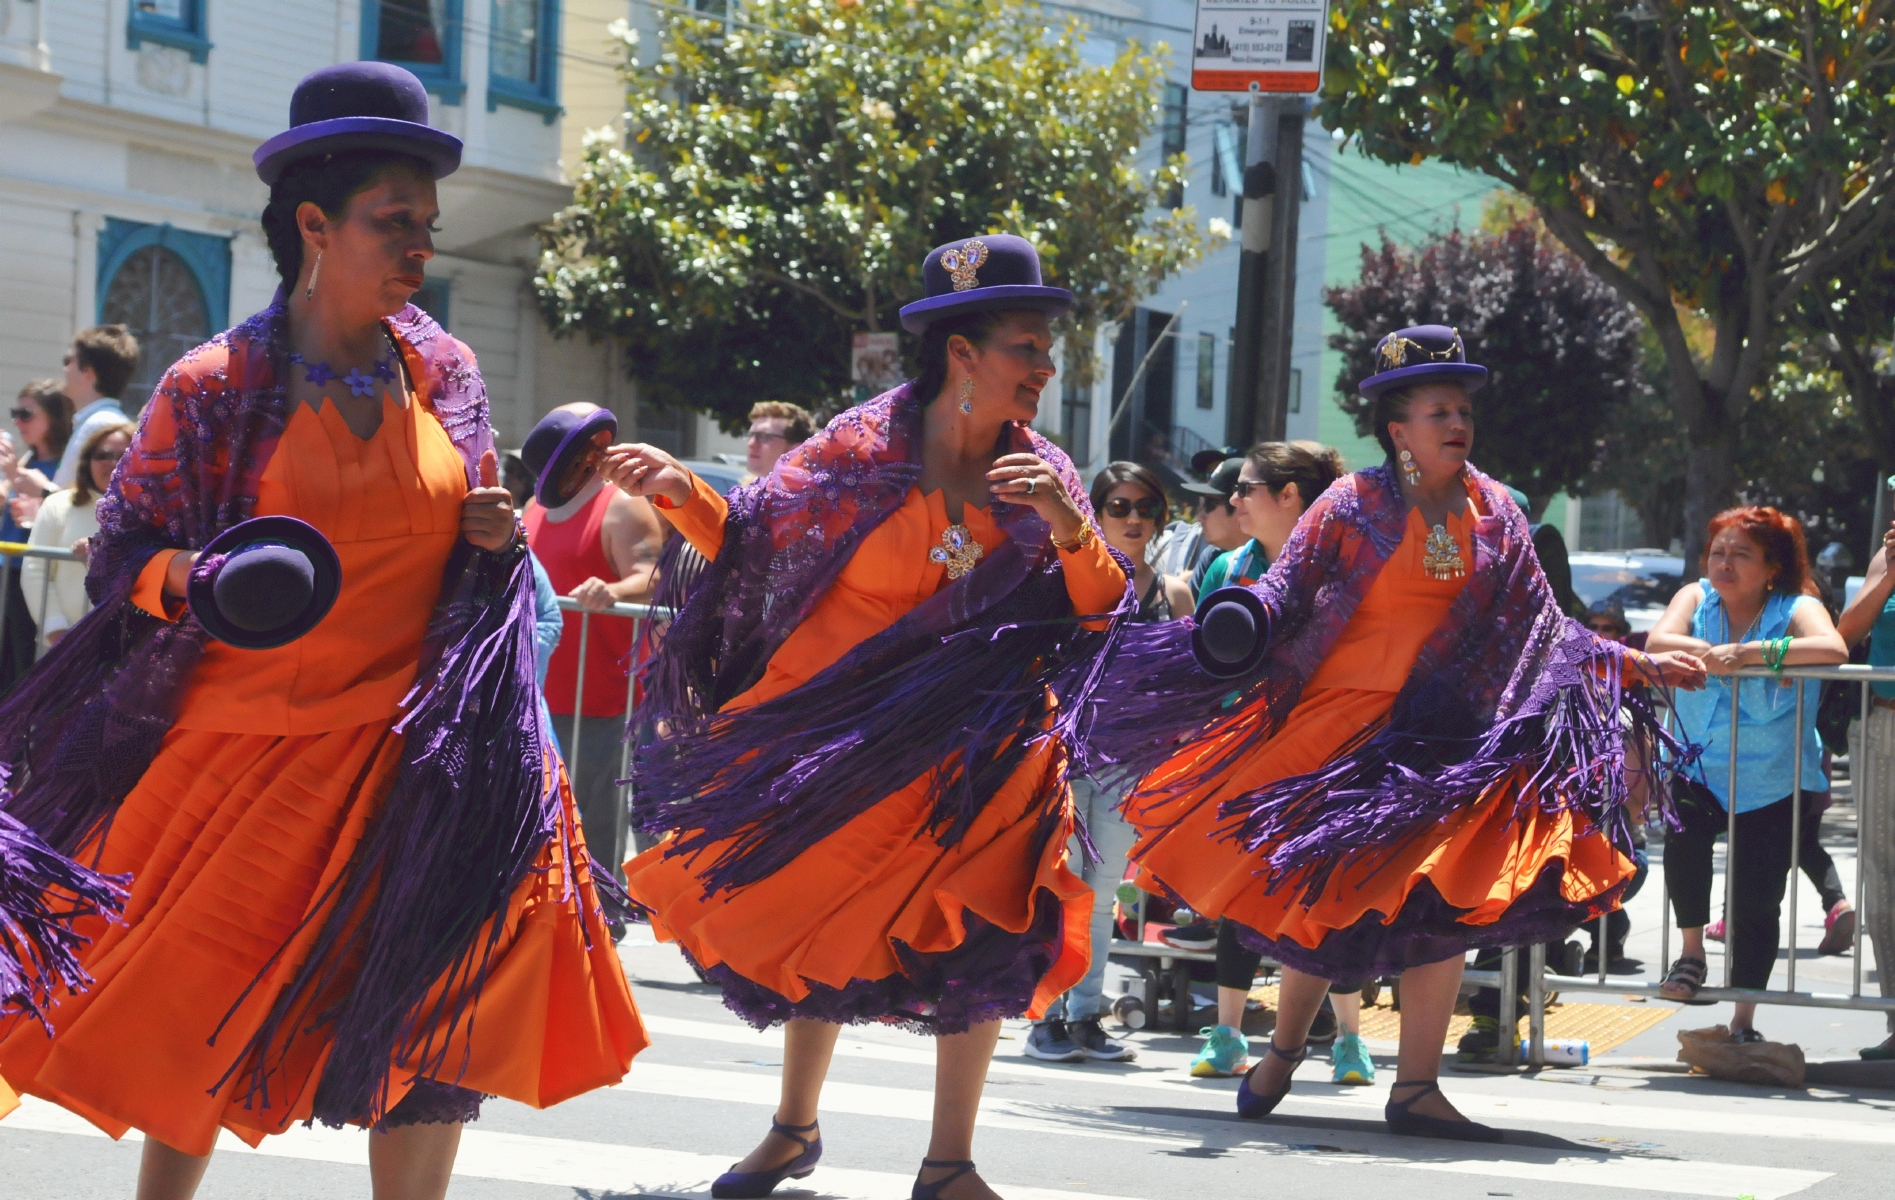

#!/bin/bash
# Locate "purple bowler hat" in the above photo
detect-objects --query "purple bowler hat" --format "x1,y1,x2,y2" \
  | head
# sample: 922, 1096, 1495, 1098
1356, 324, 1488, 399
187, 517, 342, 649
254, 61, 463, 185
898, 234, 1073, 334
521, 407, 618, 509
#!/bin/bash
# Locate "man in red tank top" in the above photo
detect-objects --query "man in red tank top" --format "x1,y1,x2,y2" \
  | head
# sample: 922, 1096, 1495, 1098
523, 403, 667, 892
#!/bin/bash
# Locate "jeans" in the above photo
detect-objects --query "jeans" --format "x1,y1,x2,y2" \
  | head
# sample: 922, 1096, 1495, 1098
552, 712, 629, 885
1850, 708, 1895, 1033
1044, 776, 1138, 1022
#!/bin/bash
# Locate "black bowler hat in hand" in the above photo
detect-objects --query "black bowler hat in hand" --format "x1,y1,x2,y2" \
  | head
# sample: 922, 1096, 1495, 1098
187, 517, 342, 649
521, 407, 618, 510
1191, 586, 1272, 679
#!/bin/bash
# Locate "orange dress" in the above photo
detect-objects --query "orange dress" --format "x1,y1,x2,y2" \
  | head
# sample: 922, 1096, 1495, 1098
626, 473, 1125, 1021
1130, 504, 1634, 975
0, 389, 646, 1155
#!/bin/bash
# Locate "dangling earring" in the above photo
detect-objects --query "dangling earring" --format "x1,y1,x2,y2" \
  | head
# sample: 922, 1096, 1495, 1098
1399, 449, 1420, 487
958, 376, 974, 415
304, 252, 323, 302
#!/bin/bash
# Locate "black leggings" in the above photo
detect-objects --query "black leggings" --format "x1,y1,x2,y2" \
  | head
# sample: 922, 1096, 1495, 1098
1665, 789, 1796, 990
1798, 800, 1847, 912
1215, 917, 1263, 991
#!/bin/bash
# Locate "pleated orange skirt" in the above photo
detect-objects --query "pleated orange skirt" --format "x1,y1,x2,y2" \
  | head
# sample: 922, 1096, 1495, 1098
0, 721, 647, 1156
1130, 685, 1634, 963
628, 737, 1095, 1020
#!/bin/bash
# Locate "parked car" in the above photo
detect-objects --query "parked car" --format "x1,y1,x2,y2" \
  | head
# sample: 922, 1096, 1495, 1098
1568, 550, 1688, 633
678, 458, 747, 498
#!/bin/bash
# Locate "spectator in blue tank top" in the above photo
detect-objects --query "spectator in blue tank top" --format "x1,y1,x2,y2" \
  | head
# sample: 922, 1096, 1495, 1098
1647, 507, 1847, 1040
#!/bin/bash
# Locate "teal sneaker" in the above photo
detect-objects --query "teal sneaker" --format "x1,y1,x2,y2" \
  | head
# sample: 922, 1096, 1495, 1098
1330, 1032, 1375, 1085
1190, 1024, 1250, 1077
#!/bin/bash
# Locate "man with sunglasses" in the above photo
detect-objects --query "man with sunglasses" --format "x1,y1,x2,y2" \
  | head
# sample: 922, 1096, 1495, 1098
54, 325, 138, 491
743, 400, 815, 482
1159, 454, 1248, 597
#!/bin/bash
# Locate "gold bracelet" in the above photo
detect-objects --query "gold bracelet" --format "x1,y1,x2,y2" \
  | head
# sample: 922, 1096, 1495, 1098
1049, 523, 1095, 552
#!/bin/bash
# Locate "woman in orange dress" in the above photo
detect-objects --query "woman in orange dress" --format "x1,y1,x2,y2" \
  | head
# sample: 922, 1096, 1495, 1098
608, 235, 1129, 1200
1091, 327, 1704, 1140
0, 64, 643, 1198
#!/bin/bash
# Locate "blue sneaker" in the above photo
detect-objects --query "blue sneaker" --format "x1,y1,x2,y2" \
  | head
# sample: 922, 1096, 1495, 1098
1190, 1024, 1250, 1077
1023, 1019, 1085, 1062
1331, 1032, 1375, 1085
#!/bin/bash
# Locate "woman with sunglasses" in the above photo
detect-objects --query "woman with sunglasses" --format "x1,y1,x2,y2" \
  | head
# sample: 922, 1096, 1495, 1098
1022, 463, 1190, 1065
1090, 326, 1705, 1141
0, 381, 73, 690
21, 420, 133, 647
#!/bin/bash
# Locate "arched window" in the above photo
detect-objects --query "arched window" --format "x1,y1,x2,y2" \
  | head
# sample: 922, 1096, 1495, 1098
96, 220, 229, 409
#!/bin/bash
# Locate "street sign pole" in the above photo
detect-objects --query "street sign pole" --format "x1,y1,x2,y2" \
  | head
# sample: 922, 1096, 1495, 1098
1194, 0, 1326, 448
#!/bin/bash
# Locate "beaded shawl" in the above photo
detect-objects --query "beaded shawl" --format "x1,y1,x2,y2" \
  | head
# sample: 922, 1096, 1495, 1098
1083, 463, 1690, 906
635, 383, 1134, 895
0, 300, 567, 1127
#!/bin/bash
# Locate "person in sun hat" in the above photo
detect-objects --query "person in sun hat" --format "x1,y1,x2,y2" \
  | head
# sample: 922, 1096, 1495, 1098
0, 61, 644, 1197
1082, 324, 1708, 1142
607, 232, 1133, 1200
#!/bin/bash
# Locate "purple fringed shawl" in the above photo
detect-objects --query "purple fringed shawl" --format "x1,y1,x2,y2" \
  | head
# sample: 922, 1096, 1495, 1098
635, 384, 1135, 895
0, 301, 566, 1127
1081, 463, 1692, 906
0, 806, 125, 1030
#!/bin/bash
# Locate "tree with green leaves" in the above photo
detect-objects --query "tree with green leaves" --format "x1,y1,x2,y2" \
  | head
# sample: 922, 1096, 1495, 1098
536, 0, 1217, 431
1325, 222, 1645, 517
1321, 1, 1895, 560
1797, 229, 1895, 516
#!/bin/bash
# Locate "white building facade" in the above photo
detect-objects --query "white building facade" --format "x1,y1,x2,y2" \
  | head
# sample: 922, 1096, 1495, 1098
0, 0, 629, 445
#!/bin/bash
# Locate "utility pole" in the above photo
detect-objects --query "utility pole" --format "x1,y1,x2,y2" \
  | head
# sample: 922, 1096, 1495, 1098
1225, 95, 1305, 449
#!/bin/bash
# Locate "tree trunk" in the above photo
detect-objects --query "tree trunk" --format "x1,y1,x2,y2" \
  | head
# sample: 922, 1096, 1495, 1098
1681, 426, 1737, 570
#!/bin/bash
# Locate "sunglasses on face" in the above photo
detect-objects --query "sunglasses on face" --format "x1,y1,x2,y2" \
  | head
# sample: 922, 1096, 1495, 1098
1201, 496, 1233, 514
747, 428, 788, 444
9, 408, 36, 422
1102, 496, 1164, 520
1230, 479, 1272, 500
1585, 621, 1623, 635
89, 450, 124, 464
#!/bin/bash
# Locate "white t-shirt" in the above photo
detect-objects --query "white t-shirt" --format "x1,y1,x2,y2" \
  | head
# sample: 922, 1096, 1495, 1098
55, 398, 128, 488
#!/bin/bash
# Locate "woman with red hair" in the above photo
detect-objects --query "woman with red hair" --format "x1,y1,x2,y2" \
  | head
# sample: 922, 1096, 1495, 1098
1647, 507, 1847, 1035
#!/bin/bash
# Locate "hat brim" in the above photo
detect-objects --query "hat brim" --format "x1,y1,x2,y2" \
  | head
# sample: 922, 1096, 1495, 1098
187, 516, 342, 650
254, 116, 463, 184
1190, 586, 1273, 679
1178, 479, 1228, 497
1357, 361, 1488, 399
535, 409, 619, 510
899, 285, 1074, 334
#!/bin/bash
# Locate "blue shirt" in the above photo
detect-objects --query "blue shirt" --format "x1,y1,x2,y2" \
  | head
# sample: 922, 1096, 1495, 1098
530, 551, 562, 686
1671, 580, 1827, 811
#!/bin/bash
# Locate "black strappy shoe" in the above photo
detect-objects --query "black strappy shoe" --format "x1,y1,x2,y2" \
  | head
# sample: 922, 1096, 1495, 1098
710, 1118, 822, 1198
912, 1158, 978, 1200
1659, 955, 1714, 1005
1385, 1080, 1503, 1143
1235, 1036, 1306, 1119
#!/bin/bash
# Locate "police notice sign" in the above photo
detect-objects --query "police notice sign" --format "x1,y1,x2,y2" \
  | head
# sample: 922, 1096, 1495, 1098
1191, 0, 1329, 94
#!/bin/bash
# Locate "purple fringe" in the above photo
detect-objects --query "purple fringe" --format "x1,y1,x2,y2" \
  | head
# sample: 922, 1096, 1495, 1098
685, 892, 1066, 1035
1227, 863, 1634, 984
0, 809, 127, 1028
634, 386, 1134, 897
373, 1078, 486, 1130
214, 542, 558, 1128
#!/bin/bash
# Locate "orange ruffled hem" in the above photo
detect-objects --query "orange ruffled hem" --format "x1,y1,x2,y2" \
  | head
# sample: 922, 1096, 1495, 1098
627, 738, 1094, 1019
0, 722, 647, 1157
1130, 685, 1635, 954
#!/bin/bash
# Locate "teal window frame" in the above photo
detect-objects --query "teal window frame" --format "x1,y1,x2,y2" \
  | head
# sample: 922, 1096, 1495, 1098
97, 219, 230, 331
411, 278, 451, 328
487, 0, 561, 123
362, 0, 466, 106
127, 0, 213, 64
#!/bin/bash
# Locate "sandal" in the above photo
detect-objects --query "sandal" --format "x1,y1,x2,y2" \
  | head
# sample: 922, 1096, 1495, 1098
1385, 1080, 1503, 1143
1659, 955, 1713, 1005
710, 1119, 822, 1199
912, 1159, 976, 1200
1235, 1036, 1306, 1119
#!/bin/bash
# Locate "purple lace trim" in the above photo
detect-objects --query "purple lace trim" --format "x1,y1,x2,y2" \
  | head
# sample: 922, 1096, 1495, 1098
370, 1078, 485, 1131
1227, 863, 1632, 985
684, 892, 1066, 1036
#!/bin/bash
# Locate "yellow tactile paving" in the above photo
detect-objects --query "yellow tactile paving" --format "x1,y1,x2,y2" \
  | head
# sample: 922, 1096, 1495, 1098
1246, 984, 1676, 1054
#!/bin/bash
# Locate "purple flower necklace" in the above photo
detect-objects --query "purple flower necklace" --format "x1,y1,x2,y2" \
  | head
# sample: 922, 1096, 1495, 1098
289, 348, 400, 397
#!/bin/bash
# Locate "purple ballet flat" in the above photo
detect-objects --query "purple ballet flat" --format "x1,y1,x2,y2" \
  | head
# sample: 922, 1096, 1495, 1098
912, 1158, 977, 1200
710, 1118, 822, 1199
1235, 1038, 1306, 1119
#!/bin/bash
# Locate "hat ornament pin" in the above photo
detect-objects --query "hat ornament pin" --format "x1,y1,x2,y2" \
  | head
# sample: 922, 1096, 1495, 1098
940, 240, 988, 291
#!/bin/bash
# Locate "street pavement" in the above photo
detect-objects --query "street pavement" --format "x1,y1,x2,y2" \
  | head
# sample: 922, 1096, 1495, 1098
5, 801, 1890, 1197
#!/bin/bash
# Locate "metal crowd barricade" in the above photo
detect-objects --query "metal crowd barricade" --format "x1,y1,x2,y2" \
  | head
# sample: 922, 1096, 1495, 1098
1472, 662, 1895, 1067
0, 541, 87, 661
552, 597, 672, 852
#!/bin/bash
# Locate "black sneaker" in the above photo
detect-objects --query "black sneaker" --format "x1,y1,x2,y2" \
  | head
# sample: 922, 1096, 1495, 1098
1163, 920, 1217, 951
1069, 1016, 1138, 1061
1023, 1019, 1084, 1062
1457, 1015, 1501, 1064
1305, 997, 1339, 1045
